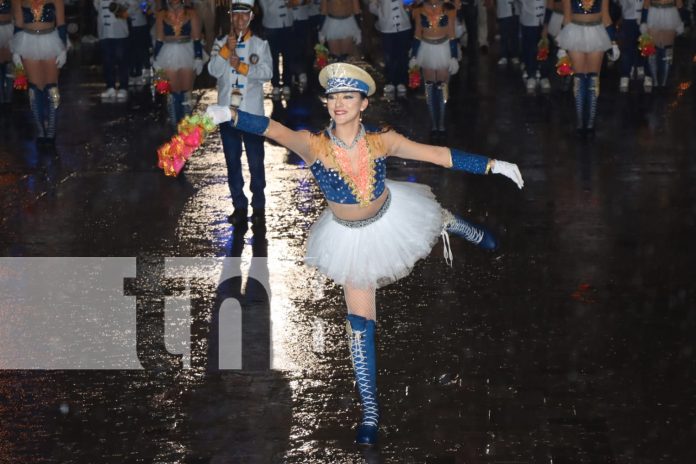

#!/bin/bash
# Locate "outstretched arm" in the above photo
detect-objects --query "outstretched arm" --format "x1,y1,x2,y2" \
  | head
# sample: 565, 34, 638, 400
206, 106, 314, 163
382, 130, 524, 188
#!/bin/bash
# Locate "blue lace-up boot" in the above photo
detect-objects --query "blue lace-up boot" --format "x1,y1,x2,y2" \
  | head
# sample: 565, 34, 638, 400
585, 73, 599, 132
659, 46, 672, 87
424, 81, 438, 135
28, 83, 46, 141
0, 63, 10, 104
436, 81, 448, 133
166, 93, 178, 128
443, 210, 498, 250
573, 73, 587, 133
44, 84, 60, 143
346, 314, 379, 446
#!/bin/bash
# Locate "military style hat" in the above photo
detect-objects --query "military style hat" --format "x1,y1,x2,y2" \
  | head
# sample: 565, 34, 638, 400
318, 63, 376, 97
230, 0, 254, 13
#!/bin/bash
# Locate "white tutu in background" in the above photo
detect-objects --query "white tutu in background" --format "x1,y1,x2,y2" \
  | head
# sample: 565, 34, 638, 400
320, 16, 362, 44
155, 41, 195, 70
305, 180, 445, 289
548, 12, 564, 38
0, 23, 13, 50
11, 30, 65, 60
416, 40, 451, 70
556, 23, 612, 52
648, 7, 684, 34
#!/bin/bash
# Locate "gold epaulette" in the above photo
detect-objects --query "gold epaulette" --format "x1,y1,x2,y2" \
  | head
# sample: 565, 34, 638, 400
309, 131, 331, 159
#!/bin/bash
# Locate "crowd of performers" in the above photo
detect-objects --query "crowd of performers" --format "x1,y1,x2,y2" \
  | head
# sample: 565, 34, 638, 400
0, 0, 693, 448
1, 0, 694, 144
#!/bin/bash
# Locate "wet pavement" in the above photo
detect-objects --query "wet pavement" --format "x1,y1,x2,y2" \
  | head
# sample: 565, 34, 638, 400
1, 36, 696, 463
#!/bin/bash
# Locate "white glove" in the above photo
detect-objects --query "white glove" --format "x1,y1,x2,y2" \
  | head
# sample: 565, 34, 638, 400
56, 50, 67, 68
13, 53, 22, 68
194, 58, 203, 75
491, 160, 524, 189
448, 57, 459, 75
608, 43, 620, 62
318, 31, 326, 44
640, 22, 648, 35
205, 104, 233, 125
408, 56, 417, 69
556, 48, 567, 59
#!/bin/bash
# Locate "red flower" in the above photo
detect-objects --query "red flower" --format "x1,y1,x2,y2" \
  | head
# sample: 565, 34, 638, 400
408, 67, 421, 89
155, 79, 171, 95
13, 66, 28, 91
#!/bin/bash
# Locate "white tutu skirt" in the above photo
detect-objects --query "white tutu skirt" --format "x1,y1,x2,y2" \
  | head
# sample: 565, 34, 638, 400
556, 22, 612, 52
11, 29, 65, 60
320, 16, 362, 44
0, 23, 13, 50
155, 41, 195, 70
648, 7, 684, 34
305, 180, 445, 289
416, 40, 450, 70
548, 12, 563, 38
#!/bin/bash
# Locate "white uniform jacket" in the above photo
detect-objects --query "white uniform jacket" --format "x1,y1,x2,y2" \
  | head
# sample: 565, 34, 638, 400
94, 0, 129, 39
519, 0, 545, 26
208, 33, 272, 116
368, 0, 412, 33
259, 0, 294, 28
619, 0, 643, 20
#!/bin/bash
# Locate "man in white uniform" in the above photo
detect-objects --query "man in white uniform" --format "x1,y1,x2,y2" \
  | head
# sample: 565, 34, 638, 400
208, 0, 272, 225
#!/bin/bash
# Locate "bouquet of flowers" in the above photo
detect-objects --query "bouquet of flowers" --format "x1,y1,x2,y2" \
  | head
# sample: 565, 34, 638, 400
314, 43, 329, 70
157, 114, 216, 177
153, 70, 171, 95
13, 65, 28, 91
408, 65, 421, 89
536, 38, 549, 61
638, 34, 656, 57
556, 55, 573, 76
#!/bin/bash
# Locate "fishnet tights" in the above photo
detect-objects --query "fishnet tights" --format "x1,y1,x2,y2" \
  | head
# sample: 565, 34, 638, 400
344, 285, 377, 321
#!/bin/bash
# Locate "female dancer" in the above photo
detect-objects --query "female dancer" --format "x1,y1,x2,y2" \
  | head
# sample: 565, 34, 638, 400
410, 0, 459, 139
205, 62, 523, 446
319, 0, 362, 60
11, 0, 66, 144
640, 0, 686, 88
0, 0, 13, 104
556, 0, 620, 133
153, 0, 203, 126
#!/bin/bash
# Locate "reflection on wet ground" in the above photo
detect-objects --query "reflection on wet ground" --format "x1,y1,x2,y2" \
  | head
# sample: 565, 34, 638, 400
1, 41, 695, 463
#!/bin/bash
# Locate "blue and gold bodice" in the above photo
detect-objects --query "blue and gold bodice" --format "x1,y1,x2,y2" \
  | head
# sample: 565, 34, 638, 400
0, 0, 11, 15
570, 0, 602, 14
308, 126, 388, 206
420, 11, 448, 28
22, 1, 56, 23
163, 18, 192, 37
310, 157, 387, 204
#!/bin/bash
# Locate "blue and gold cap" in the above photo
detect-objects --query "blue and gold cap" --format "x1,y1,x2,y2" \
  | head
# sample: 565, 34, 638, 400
318, 63, 376, 97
